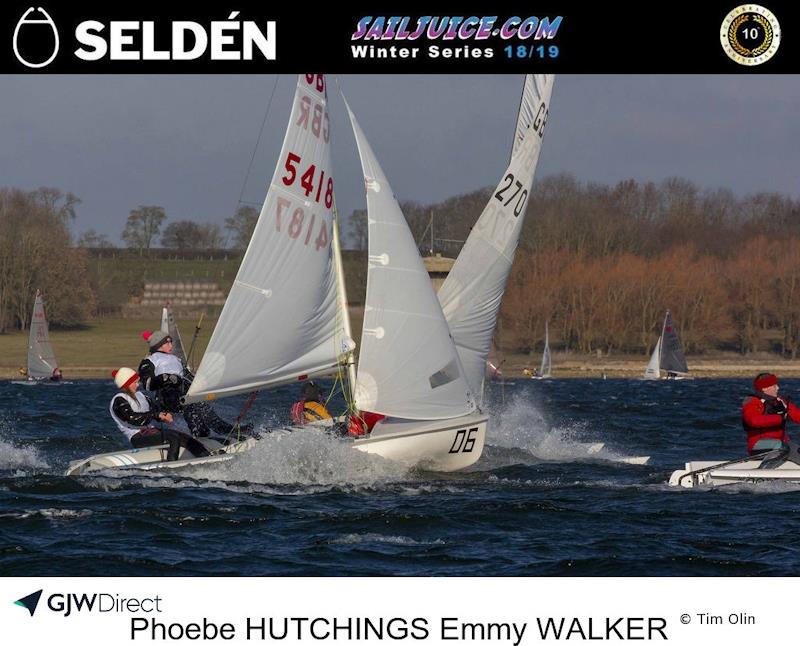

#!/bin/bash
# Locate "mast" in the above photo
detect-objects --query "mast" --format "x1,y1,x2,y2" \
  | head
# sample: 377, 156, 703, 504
332, 200, 357, 402
659, 310, 668, 373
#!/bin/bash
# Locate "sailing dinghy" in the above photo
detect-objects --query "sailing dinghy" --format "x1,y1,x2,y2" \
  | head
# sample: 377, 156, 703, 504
533, 321, 552, 379
439, 75, 555, 399
669, 451, 800, 488
643, 310, 689, 380
160, 302, 188, 367
343, 101, 487, 470
66, 75, 340, 475
12, 290, 68, 385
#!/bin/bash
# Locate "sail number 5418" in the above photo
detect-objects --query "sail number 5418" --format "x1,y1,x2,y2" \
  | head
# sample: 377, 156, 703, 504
282, 152, 334, 208
449, 427, 479, 453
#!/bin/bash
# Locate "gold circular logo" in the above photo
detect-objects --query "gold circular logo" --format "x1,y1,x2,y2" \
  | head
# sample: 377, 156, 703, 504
721, 5, 781, 65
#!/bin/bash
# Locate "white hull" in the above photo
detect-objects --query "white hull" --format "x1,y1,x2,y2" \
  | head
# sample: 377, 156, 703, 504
353, 413, 489, 472
670, 459, 800, 488
65, 437, 257, 476
11, 379, 73, 386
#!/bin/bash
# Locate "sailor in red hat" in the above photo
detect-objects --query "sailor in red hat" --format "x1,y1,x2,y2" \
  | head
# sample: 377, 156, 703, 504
742, 373, 800, 465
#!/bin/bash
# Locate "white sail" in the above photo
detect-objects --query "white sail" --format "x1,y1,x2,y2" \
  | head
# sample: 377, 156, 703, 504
160, 303, 187, 366
643, 337, 661, 380
27, 290, 57, 379
186, 75, 344, 403
511, 75, 545, 158
540, 320, 552, 378
438, 75, 555, 401
346, 101, 476, 420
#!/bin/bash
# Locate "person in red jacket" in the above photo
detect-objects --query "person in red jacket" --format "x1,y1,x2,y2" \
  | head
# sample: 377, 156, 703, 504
742, 372, 800, 466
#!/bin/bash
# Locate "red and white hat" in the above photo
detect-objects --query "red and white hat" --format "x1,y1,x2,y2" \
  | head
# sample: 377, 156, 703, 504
112, 367, 139, 390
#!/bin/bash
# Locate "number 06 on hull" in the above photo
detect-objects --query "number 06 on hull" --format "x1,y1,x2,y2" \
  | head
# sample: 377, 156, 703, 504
352, 413, 489, 472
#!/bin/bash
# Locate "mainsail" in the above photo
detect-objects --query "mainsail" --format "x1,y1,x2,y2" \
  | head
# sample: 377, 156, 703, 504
438, 74, 555, 401
539, 320, 552, 378
346, 101, 476, 420
160, 302, 187, 366
511, 75, 544, 159
660, 310, 688, 374
27, 290, 57, 380
186, 75, 345, 403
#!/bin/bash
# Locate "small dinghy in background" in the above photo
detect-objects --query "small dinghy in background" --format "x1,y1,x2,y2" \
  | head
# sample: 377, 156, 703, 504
12, 290, 70, 385
669, 449, 798, 487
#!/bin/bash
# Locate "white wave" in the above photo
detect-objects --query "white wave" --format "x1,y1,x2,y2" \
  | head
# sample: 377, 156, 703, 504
0, 437, 48, 471
81, 427, 412, 491
331, 533, 445, 546
0, 508, 93, 520
483, 392, 647, 465
191, 428, 411, 486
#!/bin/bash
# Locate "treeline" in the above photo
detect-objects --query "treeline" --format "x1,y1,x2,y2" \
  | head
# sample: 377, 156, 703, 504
349, 174, 800, 356
0, 188, 95, 332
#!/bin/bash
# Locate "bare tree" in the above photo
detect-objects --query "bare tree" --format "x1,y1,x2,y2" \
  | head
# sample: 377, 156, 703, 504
224, 206, 258, 250
76, 229, 113, 248
162, 221, 224, 250
121, 206, 167, 252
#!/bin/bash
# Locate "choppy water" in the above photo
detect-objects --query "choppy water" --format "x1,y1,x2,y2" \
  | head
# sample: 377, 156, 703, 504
2, 377, 800, 576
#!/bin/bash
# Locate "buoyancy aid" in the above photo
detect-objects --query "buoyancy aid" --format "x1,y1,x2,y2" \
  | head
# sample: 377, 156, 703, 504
109, 391, 153, 441
347, 411, 386, 437
742, 394, 789, 453
291, 399, 332, 425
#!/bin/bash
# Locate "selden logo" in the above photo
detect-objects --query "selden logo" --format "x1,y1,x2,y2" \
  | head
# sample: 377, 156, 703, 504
14, 589, 43, 616
13, 7, 60, 68
11, 8, 276, 68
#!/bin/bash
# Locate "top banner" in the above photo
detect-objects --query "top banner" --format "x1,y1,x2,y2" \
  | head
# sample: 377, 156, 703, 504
1, 1, 797, 73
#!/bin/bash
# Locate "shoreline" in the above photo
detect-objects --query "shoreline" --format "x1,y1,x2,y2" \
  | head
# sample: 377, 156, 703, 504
6, 359, 800, 381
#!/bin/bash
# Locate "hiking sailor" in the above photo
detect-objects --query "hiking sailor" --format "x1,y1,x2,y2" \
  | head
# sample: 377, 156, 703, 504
742, 372, 800, 468
138, 330, 244, 439
290, 381, 333, 426
109, 367, 209, 461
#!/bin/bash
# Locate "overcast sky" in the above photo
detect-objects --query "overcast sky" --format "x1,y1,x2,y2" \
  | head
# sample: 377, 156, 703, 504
2, 74, 799, 245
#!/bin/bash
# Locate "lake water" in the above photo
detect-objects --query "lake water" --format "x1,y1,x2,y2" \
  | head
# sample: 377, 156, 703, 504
2, 377, 798, 576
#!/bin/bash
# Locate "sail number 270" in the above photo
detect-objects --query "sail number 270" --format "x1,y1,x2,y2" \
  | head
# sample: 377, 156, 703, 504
494, 173, 528, 217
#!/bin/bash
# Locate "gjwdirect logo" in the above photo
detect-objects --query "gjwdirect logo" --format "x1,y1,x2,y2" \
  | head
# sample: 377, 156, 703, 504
11, 7, 276, 69
13, 589, 163, 617
720, 4, 781, 66
14, 589, 43, 616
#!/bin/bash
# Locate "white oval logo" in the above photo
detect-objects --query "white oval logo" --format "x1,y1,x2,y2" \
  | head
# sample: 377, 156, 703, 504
13, 7, 60, 69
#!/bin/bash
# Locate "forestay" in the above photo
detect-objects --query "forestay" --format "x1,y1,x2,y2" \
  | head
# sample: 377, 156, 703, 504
27, 290, 57, 379
346, 101, 476, 420
438, 75, 555, 401
186, 75, 344, 402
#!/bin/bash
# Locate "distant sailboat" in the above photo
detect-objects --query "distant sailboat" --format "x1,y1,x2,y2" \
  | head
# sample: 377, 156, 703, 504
538, 321, 552, 379
160, 302, 188, 367
13, 290, 64, 385
643, 310, 689, 380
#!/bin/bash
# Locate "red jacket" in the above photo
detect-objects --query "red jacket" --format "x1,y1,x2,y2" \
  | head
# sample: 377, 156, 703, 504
741, 395, 800, 453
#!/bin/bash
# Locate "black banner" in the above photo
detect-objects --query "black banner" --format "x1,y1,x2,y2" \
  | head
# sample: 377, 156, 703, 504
1, 1, 797, 73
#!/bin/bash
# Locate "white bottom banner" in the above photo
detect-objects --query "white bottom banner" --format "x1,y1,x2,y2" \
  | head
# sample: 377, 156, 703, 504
0, 577, 785, 644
